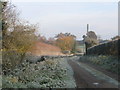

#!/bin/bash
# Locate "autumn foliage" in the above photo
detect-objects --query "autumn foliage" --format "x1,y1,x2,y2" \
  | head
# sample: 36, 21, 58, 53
55, 33, 76, 53
2, 2, 37, 72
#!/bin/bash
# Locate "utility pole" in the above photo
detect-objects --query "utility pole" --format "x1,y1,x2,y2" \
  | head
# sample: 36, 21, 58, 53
85, 24, 89, 54
87, 24, 89, 33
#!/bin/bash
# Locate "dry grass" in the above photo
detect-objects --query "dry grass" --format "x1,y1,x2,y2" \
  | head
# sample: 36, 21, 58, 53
29, 42, 63, 56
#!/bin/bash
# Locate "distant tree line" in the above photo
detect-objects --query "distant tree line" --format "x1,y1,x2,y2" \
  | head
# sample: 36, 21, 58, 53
37, 32, 76, 54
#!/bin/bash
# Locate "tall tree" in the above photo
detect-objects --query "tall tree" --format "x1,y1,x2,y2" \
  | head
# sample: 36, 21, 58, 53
2, 1, 38, 72
83, 31, 99, 49
55, 33, 76, 53
2, 1, 20, 49
2, 1, 37, 52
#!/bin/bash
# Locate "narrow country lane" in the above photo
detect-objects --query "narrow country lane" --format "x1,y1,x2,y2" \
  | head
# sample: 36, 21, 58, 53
67, 58, 119, 88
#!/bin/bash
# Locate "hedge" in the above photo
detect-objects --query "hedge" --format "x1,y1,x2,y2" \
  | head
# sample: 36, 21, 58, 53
87, 39, 119, 56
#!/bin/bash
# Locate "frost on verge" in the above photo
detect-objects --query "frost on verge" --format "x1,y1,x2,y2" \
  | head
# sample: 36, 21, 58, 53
2, 57, 76, 88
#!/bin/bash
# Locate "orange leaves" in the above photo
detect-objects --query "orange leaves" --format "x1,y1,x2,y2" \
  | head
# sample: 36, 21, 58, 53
55, 33, 76, 52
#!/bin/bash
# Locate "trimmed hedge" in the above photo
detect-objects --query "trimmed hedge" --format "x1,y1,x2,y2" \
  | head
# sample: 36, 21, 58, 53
87, 39, 119, 56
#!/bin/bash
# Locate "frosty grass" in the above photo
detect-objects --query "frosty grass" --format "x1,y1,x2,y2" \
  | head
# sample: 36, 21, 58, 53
2, 57, 76, 88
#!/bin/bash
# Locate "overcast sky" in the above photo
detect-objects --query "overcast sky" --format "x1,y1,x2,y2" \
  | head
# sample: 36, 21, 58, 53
11, 1, 118, 40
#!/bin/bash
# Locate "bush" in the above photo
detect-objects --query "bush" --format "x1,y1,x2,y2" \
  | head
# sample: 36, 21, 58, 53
2, 51, 22, 75
2, 2, 37, 75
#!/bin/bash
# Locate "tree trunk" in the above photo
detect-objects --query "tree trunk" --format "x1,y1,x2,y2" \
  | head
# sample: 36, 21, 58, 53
85, 42, 88, 55
20, 53, 26, 63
